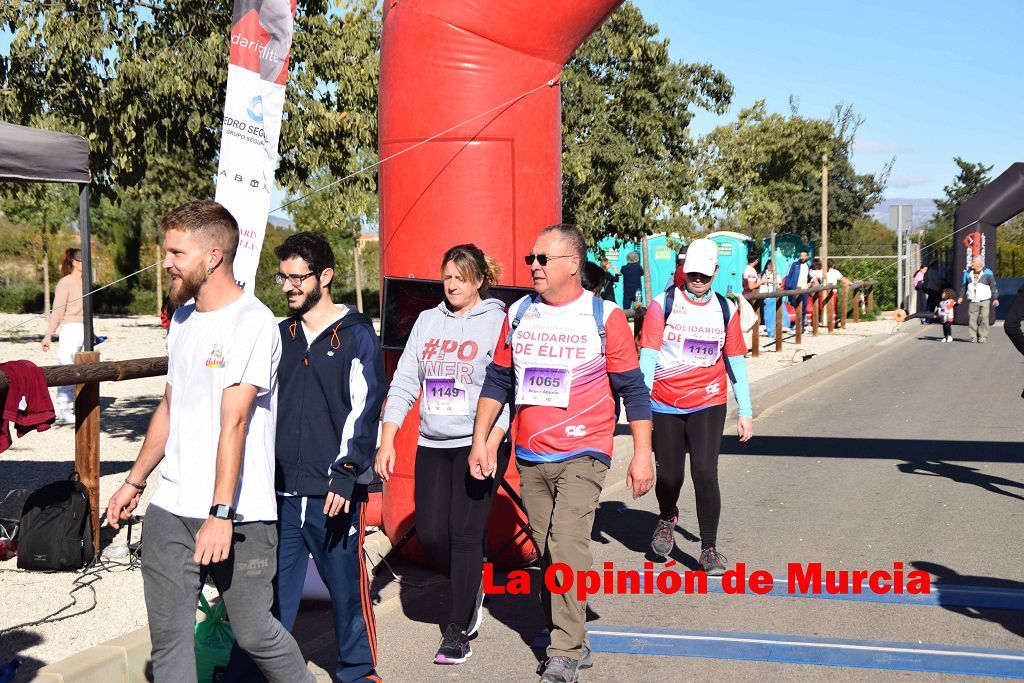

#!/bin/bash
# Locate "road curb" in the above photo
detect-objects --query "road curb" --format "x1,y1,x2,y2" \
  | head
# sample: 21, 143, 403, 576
30, 531, 394, 682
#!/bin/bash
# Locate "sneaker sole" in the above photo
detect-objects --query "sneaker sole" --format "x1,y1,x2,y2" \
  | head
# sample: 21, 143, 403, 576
434, 650, 472, 665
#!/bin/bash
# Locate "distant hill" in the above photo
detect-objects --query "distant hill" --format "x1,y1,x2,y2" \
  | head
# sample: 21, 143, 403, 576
268, 214, 295, 231
867, 198, 938, 230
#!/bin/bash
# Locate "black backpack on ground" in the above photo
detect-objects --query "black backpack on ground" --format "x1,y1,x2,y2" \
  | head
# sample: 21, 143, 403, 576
17, 472, 94, 571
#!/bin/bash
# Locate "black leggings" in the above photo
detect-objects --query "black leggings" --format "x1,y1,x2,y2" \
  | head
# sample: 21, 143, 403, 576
414, 442, 510, 630
943, 321, 952, 337
652, 405, 727, 548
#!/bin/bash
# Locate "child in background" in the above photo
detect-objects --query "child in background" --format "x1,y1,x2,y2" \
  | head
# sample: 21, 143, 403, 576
938, 288, 956, 343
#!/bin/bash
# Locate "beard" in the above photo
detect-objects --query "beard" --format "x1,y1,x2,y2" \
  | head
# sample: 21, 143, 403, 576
169, 263, 208, 306
288, 283, 322, 315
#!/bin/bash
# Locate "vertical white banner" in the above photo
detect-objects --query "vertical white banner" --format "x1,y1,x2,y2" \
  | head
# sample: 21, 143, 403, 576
215, 0, 295, 292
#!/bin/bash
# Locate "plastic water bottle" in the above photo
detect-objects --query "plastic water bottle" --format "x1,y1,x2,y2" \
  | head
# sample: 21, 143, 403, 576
634, 290, 642, 305
102, 543, 129, 560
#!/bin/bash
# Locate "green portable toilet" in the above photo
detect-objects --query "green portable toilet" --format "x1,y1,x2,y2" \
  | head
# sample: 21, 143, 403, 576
761, 233, 813, 286
707, 231, 754, 297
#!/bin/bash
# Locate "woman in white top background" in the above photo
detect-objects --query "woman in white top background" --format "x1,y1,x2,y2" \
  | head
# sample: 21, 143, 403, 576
41, 247, 84, 424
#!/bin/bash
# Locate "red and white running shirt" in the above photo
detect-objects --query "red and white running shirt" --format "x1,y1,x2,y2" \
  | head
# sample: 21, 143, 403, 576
640, 289, 746, 414
491, 290, 640, 464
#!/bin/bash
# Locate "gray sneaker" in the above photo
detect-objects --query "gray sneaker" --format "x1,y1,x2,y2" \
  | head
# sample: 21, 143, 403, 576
699, 547, 728, 576
538, 656, 579, 683
650, 514, 677, 557
579, 643, 593, 670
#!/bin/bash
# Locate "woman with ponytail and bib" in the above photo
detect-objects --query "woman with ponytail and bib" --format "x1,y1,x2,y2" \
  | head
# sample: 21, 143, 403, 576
375, 244, 510, 666
639, 238, 754, 575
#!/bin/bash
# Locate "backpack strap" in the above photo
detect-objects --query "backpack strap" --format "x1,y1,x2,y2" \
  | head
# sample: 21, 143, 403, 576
592, 294, 606, 356
663, 285, 676, 323
505, 293, 540, 347
715, 292, 738, 385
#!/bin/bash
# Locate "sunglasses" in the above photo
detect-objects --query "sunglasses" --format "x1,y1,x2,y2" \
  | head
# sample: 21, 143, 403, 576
524, 254, 574, 267
274, 271, 318, 287
685, 272, 714, 283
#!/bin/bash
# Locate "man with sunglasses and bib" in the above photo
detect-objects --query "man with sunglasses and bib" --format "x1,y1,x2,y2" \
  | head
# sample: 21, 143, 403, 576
639, 238, 753, 576
469, 224, 654, 683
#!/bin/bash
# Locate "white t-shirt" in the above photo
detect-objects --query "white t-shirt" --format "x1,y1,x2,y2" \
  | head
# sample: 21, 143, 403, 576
151, 293, 281, 522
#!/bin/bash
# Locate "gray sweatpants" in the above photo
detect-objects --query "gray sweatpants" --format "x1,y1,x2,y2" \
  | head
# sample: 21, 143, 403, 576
141, 504, 313, 683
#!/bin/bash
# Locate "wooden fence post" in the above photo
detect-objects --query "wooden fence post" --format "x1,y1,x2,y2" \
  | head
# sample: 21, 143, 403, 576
751, 299, 761, 357
795, 296, 803, 344
841, 285, 848, 328
74, 351, 101, 560
812, 295, 819, 337
775, 295, 783, 352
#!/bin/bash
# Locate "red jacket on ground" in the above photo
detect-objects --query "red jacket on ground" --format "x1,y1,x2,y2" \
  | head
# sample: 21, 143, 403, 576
0, 360, 55, 453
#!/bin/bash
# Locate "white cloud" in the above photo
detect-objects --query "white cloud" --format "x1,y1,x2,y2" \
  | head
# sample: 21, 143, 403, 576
888, 173, 930, 188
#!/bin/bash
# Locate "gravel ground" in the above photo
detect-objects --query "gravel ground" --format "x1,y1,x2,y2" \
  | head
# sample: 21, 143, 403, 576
0, 310, 899, 678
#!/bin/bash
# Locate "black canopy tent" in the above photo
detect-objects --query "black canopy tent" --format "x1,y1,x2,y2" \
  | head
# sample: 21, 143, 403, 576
0, 121, 94, 349
953, 162, 1024, 325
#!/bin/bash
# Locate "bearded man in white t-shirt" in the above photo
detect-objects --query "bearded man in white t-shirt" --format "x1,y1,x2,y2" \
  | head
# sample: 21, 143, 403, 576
106, 201, 312, 683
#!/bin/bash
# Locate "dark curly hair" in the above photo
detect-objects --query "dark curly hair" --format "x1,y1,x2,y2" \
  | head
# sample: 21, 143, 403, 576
275, 232, 336, 288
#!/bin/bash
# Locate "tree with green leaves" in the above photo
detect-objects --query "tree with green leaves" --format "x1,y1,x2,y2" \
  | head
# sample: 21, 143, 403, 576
561, 1, 733, 248
933, 157, 993, 228
921, 157, 993, 255
1, 0, 380, 282
698, 100, 889, 243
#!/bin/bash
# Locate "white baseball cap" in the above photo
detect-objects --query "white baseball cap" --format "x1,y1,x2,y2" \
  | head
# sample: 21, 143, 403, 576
682, 238, 719, 276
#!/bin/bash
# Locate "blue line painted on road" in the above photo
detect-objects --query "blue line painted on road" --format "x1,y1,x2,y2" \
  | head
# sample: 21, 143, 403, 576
534, 626, 1024, 678
633, 574, 1024, 610
700, 576, 1024, 610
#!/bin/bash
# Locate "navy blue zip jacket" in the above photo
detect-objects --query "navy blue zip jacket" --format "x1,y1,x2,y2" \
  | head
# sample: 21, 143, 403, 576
276, 307, 385, 501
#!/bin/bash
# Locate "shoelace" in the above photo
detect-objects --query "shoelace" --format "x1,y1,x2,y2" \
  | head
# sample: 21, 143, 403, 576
701, 547, 728, 566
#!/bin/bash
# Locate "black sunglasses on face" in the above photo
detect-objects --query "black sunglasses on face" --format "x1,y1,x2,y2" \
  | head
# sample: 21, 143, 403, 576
274, 272, 318, 287
686, 272, 713, 282
524, 254, 573, 267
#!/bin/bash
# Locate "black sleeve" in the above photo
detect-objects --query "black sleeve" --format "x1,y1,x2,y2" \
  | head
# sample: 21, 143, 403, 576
1004, 286, 1024, 358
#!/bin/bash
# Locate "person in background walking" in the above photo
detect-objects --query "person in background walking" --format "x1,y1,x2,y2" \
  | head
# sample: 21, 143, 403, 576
922, 259, 943, 323
957, 257, 999, 343
41, 248, 84, 425
599, 258, 619, 302
783, 250, 811, 323
937, 288, 957, 343
758, 260, 779, 338
913, 265, 929, 320
621, 250, 644, 309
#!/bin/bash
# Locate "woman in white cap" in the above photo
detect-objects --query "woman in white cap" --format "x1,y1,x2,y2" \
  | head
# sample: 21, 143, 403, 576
638, 238, 753, 575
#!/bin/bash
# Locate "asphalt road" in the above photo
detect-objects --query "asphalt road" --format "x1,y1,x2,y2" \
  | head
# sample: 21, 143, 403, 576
295, 323, 1024, 682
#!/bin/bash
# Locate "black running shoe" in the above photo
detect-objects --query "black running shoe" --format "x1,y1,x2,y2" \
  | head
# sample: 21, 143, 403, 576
650, 513, 677, 557
434, 623, 471, 665
699, 546, 728, 576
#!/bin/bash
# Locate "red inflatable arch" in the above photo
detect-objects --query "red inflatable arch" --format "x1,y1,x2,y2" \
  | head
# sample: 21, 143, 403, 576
378, 0, 622, 567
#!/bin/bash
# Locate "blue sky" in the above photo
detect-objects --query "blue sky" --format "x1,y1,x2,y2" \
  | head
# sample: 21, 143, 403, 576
4, 1, 1019, 210
634, 0, 1023, 200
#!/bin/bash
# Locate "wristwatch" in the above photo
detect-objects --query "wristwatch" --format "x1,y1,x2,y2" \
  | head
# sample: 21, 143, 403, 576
209, 504, 235, 521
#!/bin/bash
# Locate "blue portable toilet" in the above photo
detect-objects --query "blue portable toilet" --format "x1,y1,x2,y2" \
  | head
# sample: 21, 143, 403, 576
761, 233, 813, 286
707, 231, 754, 297
590, 234, 685, 305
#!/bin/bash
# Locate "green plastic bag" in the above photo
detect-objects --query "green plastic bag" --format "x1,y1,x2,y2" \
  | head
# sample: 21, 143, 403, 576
195, 593, 235, 683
